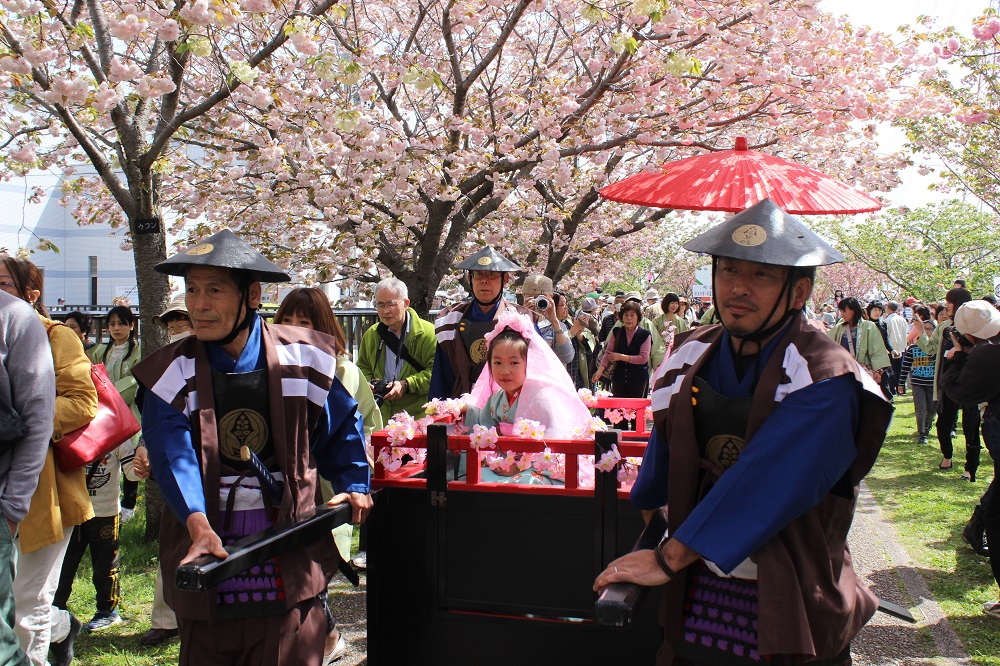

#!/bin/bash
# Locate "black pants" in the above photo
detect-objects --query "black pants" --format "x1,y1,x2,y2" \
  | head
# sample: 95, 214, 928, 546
937, 394, 981, 476
981, 414, 1000, 587
121, 478, 138, 511
53, 515, 121, 613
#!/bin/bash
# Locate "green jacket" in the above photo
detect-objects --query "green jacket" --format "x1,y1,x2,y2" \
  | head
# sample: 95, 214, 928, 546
88, 341, 143, 447
916, 317, 949, 401
357, 308, 436, 423
652, 311, 689, 339
827, 319, 891, 371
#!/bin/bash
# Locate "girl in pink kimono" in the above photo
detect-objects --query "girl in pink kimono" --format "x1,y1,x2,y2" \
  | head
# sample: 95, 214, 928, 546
462, 311, 592, 483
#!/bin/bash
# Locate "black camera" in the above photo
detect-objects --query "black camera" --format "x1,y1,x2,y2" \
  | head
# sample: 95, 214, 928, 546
945, 325, 974, 350
371, 378, 392, 405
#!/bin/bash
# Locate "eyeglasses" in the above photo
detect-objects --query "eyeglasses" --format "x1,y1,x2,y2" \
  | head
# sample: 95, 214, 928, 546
375, 300, 402, 310
0, 281, 16, 292
470, 271, 501, 281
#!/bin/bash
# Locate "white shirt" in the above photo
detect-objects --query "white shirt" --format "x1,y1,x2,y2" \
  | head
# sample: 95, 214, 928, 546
86, 441, 139, 517
885, 312, 908, 352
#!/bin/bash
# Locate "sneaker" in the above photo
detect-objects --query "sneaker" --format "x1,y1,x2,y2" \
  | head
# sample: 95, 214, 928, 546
351, 552, 367, 570
918, 436, 927, 446
983, 601, 1000, 617
322, 635, 348, 665
49, 614, 81, 666
83, 610, 122, 633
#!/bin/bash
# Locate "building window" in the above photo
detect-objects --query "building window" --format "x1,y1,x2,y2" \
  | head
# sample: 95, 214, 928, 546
89, 256, 98, 305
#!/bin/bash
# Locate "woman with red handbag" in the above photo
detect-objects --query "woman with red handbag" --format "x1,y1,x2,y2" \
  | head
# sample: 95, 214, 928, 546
47, 304, 143, 635
0, 256, 95, 666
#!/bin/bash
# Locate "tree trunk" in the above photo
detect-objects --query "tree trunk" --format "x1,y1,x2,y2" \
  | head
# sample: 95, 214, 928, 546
132, 231, 171, 356
128, 170, 171, 542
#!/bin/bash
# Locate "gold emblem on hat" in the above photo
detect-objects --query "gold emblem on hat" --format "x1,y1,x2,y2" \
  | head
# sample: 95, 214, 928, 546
477, 256, 493, 266
470, 338, 489, 364
186, 242, 215, 256
732, 225, 766, 247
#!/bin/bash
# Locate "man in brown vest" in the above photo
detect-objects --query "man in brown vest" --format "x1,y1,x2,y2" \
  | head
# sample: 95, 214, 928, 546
594, 199, 893, 665
132, 229, 371, 665
429, 246, 537, 399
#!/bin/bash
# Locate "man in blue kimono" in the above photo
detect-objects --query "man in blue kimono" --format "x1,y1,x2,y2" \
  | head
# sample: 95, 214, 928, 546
595, 200, 892, 665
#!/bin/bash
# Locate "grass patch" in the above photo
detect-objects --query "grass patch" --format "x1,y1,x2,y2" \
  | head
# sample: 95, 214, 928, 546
61, 499, 362, 665
865, 395, 1000, 665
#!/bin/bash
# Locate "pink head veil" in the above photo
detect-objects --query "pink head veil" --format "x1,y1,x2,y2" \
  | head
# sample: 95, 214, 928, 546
468, 310, 592, 438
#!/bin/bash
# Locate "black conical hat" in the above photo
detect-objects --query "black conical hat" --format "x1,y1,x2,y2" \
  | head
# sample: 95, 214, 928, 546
155, 229, 291, 282
453, 246, 522, 272
682, 199, 844, 267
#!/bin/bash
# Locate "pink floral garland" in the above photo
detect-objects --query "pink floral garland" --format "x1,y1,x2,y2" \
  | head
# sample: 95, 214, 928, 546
376, 394, 643, 487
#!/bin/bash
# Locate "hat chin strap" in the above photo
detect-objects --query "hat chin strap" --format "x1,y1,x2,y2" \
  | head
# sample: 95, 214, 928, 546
215, 283, 255, 347
711, 258, 798, 353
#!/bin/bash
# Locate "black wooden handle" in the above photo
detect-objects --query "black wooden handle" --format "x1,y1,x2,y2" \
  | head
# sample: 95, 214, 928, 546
175, 503, 352, 592
594, 508, 667, 627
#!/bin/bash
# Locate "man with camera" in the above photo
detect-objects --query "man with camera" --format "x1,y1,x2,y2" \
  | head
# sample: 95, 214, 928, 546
555, 294, 599, 389
939, 300, 1000, 616
357, 278, 436, 423
520, 274, 575, 366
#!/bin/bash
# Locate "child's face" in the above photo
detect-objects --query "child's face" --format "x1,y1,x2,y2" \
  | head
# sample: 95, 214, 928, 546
489, 340, 527, 394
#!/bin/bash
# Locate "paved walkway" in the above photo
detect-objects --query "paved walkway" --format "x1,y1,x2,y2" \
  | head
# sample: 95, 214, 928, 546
850, 482, 970, 665
331, 483, 970, 665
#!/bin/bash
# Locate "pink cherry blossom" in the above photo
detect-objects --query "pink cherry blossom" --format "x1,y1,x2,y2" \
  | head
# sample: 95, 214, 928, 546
111, 15, 144, 41
158, 19, 180, 42
595, 444, 621, 473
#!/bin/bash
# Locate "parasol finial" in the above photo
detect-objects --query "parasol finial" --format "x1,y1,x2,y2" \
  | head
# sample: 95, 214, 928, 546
735, 136, 748, 151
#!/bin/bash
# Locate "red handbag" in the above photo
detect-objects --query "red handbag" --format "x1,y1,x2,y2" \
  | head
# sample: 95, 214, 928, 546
53, 362, 141, 471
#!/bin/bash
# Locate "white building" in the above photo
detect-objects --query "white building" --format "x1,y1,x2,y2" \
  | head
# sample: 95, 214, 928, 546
0, 172, 138, 308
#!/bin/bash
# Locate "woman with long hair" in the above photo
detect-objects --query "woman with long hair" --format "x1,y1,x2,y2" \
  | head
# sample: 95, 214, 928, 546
273, 287, 381, 665
0, 255, 95, 665
91, 307, 143, 524
828, 297, 892, 400
52, 305, 143, 633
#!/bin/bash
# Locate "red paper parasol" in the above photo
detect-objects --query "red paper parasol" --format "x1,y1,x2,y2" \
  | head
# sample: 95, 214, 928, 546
599, 137, 881, 215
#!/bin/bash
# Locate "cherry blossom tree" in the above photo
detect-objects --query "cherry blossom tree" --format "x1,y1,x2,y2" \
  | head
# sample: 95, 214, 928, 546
900, 10, 1000, 215
824, 200, 1000, 301
0, 0, 951, 326
0, 0, 346, 540
812, 258, 886, 305
162, 0, 945, 313
0, 0, 345, 355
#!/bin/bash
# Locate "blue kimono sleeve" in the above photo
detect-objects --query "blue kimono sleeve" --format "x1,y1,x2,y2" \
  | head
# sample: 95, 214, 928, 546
428, 345, 453, 401
311, 376, 371, 494
630, 428, 669, 510
140, 388, 206, 523
672, 375, 859, 573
